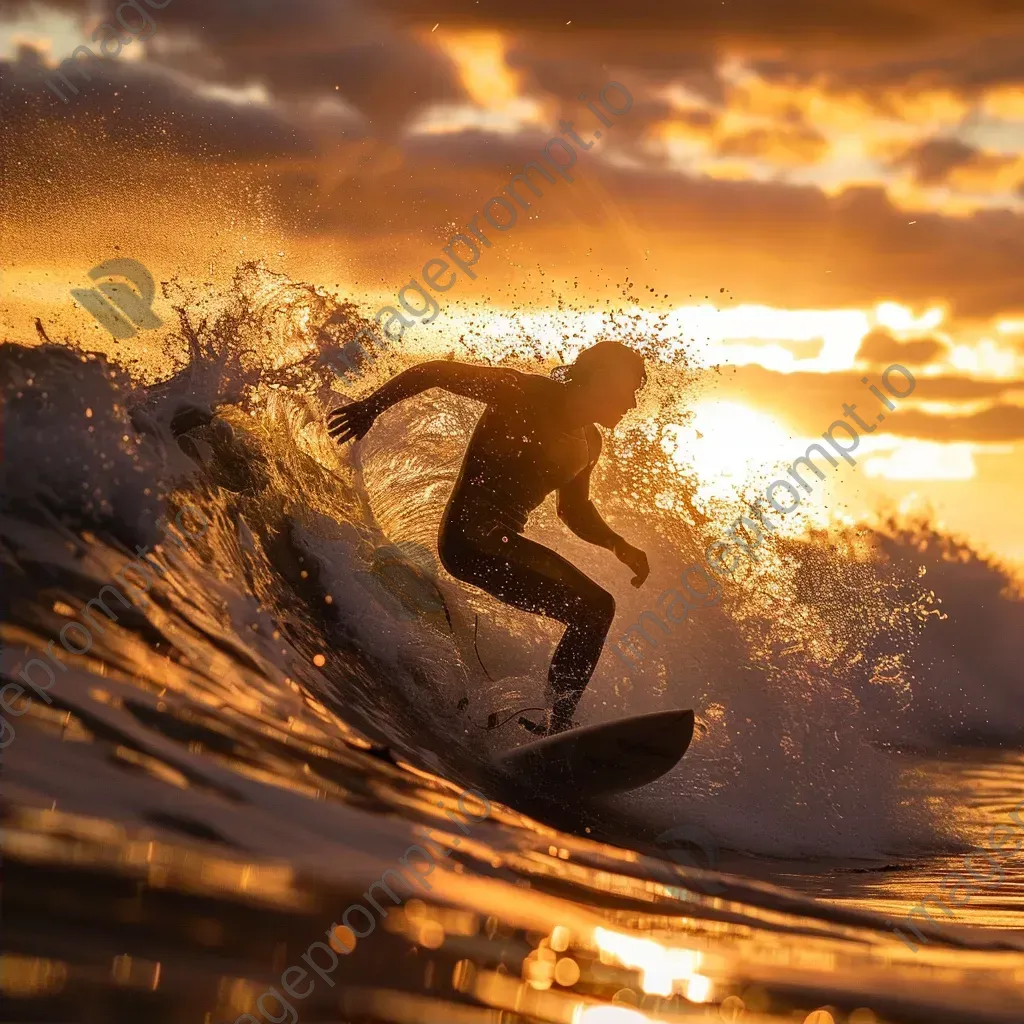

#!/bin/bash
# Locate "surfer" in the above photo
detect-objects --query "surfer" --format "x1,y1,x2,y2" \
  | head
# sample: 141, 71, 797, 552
327, 341, 650, 734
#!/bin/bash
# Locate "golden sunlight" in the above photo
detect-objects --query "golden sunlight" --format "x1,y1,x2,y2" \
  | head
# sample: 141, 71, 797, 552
864, 440, 979, 481
435, 31, 521, 109
665, 401, 795, 500
447, 300, 957, 379
575, 1007, 650, 1024
874, 301, 945, 334
593, 927, 706, 1000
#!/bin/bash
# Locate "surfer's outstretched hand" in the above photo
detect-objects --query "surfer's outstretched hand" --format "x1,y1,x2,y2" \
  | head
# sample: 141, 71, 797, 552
613, 539, 649, 587
327, 399, 378, 443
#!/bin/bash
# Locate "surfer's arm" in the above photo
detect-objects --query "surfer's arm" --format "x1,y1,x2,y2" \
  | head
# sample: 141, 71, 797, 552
557, 466, 622, 551
328, 362, 529, 442
558, 430, 650, 586
371, 361, 526, 410
557, 427, 615, 546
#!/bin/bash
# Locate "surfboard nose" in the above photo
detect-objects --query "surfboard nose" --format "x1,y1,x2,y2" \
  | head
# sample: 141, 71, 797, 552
671, 708, 695, 731
647, 708, 694, 746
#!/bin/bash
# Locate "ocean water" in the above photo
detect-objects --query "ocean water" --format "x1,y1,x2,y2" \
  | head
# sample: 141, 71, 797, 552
4, 265, 1024, 1023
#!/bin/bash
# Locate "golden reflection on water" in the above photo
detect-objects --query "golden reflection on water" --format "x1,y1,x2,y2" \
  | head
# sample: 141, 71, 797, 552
593, 928, 705, 999
7, 502, 1024, 1024
0, 955, 69, 997
5, 806, 304, 909
9, 751, 1024, 1024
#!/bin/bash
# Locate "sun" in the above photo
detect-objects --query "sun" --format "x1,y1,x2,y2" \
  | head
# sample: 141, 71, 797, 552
664, 400, 795, 501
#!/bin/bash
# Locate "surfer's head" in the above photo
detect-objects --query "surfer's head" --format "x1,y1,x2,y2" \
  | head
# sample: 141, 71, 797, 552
556, 341, 646, 427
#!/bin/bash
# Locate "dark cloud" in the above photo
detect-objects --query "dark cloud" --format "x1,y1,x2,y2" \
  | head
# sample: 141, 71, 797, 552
677, 109, 717, 130
0, 47, 327, 162
375, 0, 1024, 45
2, 0, 466, 129
506, 37, 726, 106
7, 0, 1024, 130
893, 138, 979, 184
4, 31, 1024, 319
752, 33, 1024, 99
276, 129, 1024, 319
559, 173, 1024, 317
891, 137, 1019, 186
856, 330, 948, 365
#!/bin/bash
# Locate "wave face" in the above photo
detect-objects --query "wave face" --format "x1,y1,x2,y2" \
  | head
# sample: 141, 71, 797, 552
4, 264, 1024, 1023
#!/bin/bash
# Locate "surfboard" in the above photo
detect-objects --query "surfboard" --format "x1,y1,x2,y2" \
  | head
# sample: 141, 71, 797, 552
492, 709, 694, 795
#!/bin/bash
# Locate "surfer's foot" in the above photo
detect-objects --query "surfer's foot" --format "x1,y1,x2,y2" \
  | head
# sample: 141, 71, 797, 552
518, 714, 548, 735
518, 713, 579, 736
519, 697, 579, 736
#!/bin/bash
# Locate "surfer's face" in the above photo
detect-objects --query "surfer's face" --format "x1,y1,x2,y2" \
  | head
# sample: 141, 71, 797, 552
581, 371, 643, 427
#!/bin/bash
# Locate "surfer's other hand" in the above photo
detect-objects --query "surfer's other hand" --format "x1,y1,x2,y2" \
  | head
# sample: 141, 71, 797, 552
614, 540, 649, 587
327, 399, 377, 443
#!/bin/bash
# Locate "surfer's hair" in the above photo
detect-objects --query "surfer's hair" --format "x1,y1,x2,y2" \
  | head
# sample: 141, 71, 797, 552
551, 341, 646, 388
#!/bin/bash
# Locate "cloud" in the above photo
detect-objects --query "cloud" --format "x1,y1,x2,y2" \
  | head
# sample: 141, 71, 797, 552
1, 48, 328, 161
856, 329, 948, 365
373, 0, 1024, 45
716, 124, 829, 166
893, 137, 980, 184
506, 36, 726, 106
891, 136, 1021, 189
724, 337, 826, 360
752, 32, 1024, 96
712, 364, 1023, 442
5, 58, 1023, 319
306, 134, 1024, 317
3, 0, 1023, 320
4, 0, 466, 130
892, 404, 1024, 442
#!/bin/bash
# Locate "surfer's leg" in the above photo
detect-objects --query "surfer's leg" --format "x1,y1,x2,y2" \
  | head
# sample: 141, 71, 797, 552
440, 526, 614, 728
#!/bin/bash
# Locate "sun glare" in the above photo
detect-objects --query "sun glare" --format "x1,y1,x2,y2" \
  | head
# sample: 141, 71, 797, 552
864, 440, 978, 481
875, 301, 945, 333
593, 927, 706, 1000
665, 401, 795, 500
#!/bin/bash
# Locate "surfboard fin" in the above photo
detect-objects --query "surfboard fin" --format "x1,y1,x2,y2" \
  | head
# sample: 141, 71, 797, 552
471, 706, 547, 731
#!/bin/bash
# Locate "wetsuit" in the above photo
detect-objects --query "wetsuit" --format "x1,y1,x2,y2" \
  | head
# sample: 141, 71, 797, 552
329, 359, 630, 731
435, 372, 620, 728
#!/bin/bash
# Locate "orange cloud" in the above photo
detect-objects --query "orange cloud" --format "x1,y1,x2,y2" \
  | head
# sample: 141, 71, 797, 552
855, 329, 948, 366
716, 124, 829, 166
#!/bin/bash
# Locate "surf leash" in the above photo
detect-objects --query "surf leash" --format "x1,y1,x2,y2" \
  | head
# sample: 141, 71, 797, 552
460, 703, 548, 731
472, 614, 496, 681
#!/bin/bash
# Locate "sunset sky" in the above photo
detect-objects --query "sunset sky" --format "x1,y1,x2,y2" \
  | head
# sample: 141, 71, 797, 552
1, 0, 1022, 563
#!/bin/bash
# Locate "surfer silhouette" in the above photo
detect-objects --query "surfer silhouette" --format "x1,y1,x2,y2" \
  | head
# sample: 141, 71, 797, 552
327, 341, 650, 735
